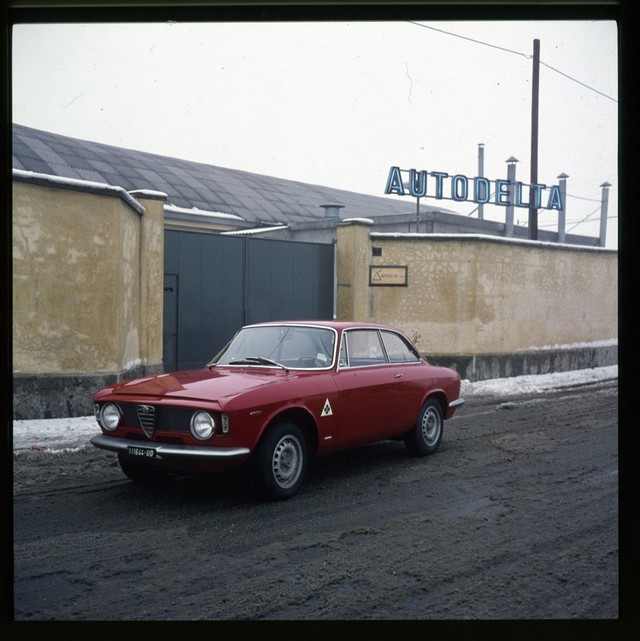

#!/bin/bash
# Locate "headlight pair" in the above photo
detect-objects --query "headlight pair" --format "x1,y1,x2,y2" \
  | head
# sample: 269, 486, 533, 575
95, 404, 221, 440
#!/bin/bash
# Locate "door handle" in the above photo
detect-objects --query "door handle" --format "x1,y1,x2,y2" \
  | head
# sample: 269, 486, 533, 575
395, 373, 403, 379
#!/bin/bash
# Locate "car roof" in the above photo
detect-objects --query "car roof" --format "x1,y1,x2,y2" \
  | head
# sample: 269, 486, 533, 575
244, 320, 400, 332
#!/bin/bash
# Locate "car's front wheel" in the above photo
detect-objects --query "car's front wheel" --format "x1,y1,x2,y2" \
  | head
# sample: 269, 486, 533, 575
251, 422, 308, 501
405, 398, 444, 457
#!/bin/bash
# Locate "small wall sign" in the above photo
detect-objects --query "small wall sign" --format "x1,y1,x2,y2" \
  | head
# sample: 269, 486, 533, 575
369, 265, 408, 287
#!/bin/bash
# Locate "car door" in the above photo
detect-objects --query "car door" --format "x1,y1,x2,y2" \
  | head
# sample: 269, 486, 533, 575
332, 329, 410, 447
379, 329, 427, 427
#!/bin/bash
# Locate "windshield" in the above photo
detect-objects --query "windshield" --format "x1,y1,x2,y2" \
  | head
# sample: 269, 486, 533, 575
211, 325, 336, 369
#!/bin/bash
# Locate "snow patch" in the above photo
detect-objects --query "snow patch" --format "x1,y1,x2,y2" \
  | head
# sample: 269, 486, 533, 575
123, 358, 143, 371
164, 203, 243, 221
370, 231, 616, 252
516, 339, 617, 352
460, 365, 617, 398
342, 217, 374, 225
13, 168, 145, 213
222, 225, 289, 236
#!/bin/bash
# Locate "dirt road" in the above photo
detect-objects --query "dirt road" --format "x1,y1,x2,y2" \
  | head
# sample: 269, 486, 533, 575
12, 379, 618, 621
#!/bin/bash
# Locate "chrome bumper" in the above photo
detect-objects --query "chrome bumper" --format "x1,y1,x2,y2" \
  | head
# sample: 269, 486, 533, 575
90, 434, 250, 461
448, 397, 465, 409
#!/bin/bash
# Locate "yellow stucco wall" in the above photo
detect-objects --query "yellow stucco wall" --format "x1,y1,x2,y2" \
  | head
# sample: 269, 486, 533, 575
13, 182, 617, 377
12, 180, 164, 375
133, 191, 165, 368
337, 221, 618, 355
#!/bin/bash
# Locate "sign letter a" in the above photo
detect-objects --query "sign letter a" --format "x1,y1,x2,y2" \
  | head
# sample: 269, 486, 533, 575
385, 166, 405, 195
547, 185, 563, 210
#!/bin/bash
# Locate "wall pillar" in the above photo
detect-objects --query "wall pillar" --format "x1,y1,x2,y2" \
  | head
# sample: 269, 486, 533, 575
335, 218, 373, 321
599, 182, 611, 248
129, 190, 167, 369
557, 173, 568, 243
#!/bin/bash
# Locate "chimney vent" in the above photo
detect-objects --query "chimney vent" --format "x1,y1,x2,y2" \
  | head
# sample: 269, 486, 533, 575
320, 203, 345, 219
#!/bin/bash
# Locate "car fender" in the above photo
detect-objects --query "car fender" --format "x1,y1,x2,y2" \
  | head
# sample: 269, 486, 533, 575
420, 389, 449, 418
251, 391, 340, 456
420, 375, 462, 420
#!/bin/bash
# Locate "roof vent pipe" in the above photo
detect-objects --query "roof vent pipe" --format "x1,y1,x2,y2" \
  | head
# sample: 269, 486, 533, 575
321, 203, 345, 219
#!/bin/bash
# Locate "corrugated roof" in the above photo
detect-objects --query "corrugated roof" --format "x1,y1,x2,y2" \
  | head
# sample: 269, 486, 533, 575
12, 124, 439, 225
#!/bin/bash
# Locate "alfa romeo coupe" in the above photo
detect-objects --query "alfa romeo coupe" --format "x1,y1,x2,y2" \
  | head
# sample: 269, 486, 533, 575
91, 321, 464, 500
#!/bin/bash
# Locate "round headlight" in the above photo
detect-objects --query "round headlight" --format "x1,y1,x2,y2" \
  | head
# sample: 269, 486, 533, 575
191, 411, 215, 440
100, 403, 121, 431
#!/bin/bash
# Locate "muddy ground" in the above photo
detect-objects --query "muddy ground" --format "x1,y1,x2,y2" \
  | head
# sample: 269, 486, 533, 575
11, 379, 619, 622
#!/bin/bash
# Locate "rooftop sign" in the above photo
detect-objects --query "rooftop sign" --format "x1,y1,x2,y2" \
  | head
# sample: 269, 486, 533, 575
384, 166, 563, 210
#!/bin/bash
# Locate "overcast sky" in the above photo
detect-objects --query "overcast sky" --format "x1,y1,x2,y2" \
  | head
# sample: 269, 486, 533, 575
12, 20, 618, 246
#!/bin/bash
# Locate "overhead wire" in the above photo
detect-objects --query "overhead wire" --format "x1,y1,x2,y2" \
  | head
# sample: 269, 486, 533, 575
566, 206, 602, 233
406, 20, 530, 59
406, 20, 617, 232
539, 61, 617, 103
406, 21, 618, 103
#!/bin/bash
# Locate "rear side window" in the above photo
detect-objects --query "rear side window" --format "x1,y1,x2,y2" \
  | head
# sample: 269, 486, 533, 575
343, 330, 386, 366
381, 330, 421, 363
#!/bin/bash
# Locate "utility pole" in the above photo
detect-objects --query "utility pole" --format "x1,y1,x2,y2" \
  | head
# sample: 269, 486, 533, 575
528, 38, 540, 240
478, 143, 485, 220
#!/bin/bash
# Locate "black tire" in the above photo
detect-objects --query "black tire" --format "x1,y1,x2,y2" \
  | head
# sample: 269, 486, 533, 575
250, 422, 308, 501
405, 398, 444, 457
118, 453, 169, 482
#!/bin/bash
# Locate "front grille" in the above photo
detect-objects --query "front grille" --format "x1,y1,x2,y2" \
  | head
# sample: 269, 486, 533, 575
137, 404, 156, 438
116, 402, 203, 433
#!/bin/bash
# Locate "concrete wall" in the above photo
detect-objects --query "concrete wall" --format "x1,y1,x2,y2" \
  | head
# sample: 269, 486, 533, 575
336, 219, 617, 366
12, 177, 166, 418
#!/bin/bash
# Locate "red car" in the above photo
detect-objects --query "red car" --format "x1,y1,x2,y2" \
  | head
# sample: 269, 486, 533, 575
91, 321, 464, 500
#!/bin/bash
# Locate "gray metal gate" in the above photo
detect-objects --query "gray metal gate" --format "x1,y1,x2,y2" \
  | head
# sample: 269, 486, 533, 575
163, 230, 335, 371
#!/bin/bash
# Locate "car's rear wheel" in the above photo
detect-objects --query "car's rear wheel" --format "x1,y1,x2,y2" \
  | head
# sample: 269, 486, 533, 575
251, 422, 308, 501
405, 398, 444, 456
118, 453, 169, 482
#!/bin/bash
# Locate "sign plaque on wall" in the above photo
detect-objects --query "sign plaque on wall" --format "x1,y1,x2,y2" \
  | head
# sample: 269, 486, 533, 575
369, 265, 408, 287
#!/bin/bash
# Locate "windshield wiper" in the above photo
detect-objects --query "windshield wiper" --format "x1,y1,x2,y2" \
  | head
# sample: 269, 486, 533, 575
228, 356, 288, 370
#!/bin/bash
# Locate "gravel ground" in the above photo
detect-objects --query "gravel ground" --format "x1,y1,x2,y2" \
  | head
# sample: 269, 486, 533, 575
11, 378, 619, 622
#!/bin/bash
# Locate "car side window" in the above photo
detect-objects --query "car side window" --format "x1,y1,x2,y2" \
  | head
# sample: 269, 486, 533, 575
381, 330, 421, 363
344, 330, 386, 367
338, 339, 349, 368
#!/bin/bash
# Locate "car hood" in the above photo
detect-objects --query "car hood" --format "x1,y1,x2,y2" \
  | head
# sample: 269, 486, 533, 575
107, 367, 287, 403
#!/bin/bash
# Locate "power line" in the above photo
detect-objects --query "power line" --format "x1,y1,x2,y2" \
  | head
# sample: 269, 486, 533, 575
538, 214, 617, 230
566, 206, 601, 233
565, 192, 603, 203
406, 21, 617, 103
539, 61, 617, 103
406, 21, 529, 58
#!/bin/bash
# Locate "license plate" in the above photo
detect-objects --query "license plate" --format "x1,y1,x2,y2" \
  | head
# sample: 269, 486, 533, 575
127, 445, 156, 459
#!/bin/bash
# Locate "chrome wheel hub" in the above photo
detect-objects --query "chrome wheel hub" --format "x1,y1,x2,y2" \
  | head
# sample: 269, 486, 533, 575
421, 407, 441, 446
272, 435, 303, 488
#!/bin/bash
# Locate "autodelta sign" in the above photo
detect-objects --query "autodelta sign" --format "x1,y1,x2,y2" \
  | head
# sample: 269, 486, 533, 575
384, 166, 563, 210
